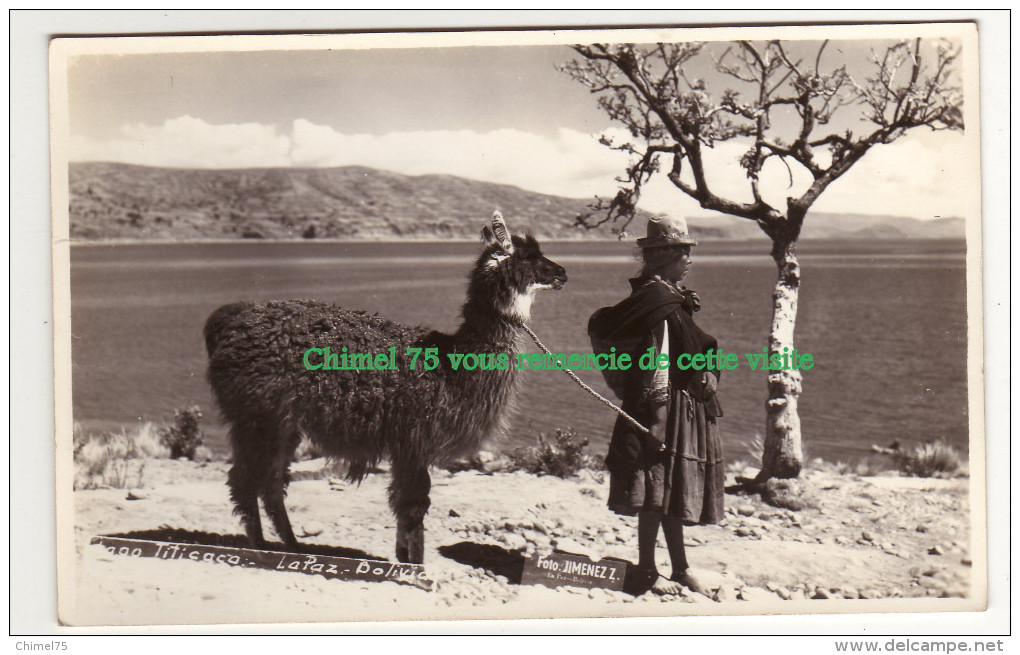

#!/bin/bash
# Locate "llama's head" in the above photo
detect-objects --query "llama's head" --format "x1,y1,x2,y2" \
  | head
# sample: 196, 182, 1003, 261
467, 211, 567, 325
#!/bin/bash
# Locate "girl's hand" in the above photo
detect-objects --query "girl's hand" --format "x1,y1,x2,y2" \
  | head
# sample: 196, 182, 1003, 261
700, 371, 718, 401
680, 287, 701, 312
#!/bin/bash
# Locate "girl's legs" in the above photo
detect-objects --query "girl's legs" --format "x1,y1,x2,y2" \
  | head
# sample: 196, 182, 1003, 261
637, 509, 684, 595
662, 514, 709, 594
660, 514, 689, 574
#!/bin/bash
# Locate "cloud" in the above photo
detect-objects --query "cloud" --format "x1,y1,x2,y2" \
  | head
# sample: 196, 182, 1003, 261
70, 116, 972, 219
287, 119, 628, 201
810, 131, 973, 218
70, 115, 293, 168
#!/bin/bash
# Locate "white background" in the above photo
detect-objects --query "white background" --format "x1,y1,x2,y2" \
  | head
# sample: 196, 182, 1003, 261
8, 8, 1013, 646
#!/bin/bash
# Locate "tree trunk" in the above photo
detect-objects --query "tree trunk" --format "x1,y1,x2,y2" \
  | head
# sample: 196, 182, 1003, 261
759, 237, 804, 479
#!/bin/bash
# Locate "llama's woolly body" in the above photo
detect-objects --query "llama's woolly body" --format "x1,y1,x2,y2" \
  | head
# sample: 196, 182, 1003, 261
205, 299, 521, 480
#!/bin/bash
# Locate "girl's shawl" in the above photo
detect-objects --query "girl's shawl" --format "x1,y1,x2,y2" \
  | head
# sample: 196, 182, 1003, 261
588, 277, 720, 401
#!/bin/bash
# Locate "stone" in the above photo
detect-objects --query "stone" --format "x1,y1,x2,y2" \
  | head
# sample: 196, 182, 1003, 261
928, 545, 945, 556
961, 557, 972, 566
812, 588, 834, 600
858, 588, 881, 599
300, 521, 324, 537
738, 586, 774, 602
861, 531, 874, 542
916, 524, 929, 533
737, 505, 756, 517
503, 533, 527, 551
448, 508, 460, 517
551, 537, 596, 559
735, 527, 753, 537
775, 586, 792, 600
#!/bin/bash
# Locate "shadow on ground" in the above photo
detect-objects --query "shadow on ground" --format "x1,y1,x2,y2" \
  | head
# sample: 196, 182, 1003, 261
438, 541, 525, 583
438, 540, 648, 595
107, 528, 387, 561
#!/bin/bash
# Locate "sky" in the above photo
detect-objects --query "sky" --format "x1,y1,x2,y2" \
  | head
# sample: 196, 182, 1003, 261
64, 36, 973, 220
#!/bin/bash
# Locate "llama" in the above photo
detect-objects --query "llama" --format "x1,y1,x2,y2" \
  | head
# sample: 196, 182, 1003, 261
204, 212, 567, 563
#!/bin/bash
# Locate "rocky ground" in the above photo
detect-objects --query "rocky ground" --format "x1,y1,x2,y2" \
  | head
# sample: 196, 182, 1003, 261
65, 457, 978, 626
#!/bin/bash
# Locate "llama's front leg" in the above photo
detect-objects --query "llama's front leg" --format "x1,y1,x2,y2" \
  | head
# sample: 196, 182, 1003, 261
389, 463, 431, 564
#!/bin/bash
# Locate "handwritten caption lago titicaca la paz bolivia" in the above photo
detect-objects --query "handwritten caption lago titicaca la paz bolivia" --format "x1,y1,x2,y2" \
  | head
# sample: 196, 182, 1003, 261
302, 346, 814, 372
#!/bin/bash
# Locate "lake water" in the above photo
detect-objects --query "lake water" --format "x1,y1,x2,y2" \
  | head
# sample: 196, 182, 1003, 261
69, 239, 970, 465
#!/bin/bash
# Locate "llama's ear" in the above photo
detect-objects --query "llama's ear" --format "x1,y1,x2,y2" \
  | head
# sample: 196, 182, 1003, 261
491, 210, 514, 254
481, 225, 497, 246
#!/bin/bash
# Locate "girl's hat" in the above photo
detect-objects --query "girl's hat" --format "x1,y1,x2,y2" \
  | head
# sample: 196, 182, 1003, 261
636, 215, 697, 248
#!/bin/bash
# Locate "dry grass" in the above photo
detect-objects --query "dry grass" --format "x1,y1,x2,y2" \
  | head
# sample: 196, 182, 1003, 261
744, 433, 765, 468
895, 441, 963, 477
132, 422, 170, 459
72, 413, 216, 490
73, 424, 147, 490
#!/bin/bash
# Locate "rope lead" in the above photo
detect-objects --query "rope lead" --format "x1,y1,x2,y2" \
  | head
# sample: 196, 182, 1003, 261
520, 323, 650, 435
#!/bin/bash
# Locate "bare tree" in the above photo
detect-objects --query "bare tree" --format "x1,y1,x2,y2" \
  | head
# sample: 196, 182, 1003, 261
563, 38, 963, 480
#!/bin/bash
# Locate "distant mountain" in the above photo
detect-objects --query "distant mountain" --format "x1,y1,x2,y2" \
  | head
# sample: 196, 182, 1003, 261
686, 212, 966, 241
67, 162, 966, 241
67, 162, 650, 241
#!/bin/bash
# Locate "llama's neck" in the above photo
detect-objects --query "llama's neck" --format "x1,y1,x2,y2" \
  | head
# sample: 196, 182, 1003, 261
455, 308, 525, 349
456, 295, 528, 350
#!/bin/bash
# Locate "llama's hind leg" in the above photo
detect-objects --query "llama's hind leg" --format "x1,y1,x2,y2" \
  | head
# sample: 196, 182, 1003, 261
389, 460, 431, 564
227, 420, 271, 549
261, 430, 302, 552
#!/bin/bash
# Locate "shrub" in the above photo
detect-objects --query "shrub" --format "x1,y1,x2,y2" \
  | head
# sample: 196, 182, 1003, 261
506, 428, 596, 478
159, 405, 205, 460
895, 441, 962, 477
